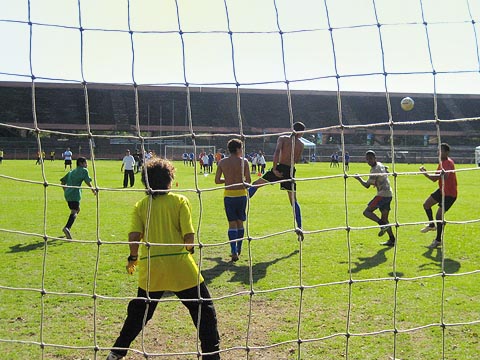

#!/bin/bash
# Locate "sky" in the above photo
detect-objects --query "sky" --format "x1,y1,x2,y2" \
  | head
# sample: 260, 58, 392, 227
0, 0, 480, 94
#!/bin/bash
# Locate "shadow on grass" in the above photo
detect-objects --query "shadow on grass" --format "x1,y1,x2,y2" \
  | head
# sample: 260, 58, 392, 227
7, 238, 63, 253
420, 248, 461, 274
203, 249, 299, 285
347, 246, 393, 274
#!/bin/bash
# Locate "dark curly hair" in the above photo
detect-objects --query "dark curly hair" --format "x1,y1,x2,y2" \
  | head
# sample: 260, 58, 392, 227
227, 138, 242, 154
141, 157, 175, 196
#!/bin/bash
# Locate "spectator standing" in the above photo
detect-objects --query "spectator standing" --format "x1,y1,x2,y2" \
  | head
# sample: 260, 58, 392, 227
121, 149, 136, 188
63, 147, 73, 170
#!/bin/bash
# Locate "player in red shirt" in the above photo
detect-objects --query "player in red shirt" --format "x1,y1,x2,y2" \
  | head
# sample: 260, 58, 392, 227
419, 143, 457, 249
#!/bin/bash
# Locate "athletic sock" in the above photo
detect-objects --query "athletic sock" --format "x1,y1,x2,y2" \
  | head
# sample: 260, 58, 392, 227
228, 229, 238, 254
294, 201, 302, 229
436, 222, 443, 242
66, 213, 77, 229
425, 208, 434, 224
237, 228, 245, 255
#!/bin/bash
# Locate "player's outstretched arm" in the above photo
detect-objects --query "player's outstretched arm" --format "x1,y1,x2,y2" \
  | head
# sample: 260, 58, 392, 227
354, 174, 369, 188
86, 181, 97, 195
419, 166, 439, 182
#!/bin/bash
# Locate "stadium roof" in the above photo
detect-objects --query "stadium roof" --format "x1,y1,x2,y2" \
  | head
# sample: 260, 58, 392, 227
300, 137, 316, 148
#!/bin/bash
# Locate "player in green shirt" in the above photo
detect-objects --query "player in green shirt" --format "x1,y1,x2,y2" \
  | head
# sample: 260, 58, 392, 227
107, 157, 220, 360
60, 157, 97, 239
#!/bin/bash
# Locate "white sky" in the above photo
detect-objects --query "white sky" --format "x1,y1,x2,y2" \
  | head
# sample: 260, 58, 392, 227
0, 0, 479, 94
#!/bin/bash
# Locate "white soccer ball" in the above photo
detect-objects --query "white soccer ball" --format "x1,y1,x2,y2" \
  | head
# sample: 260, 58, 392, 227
400, 97, 414, 111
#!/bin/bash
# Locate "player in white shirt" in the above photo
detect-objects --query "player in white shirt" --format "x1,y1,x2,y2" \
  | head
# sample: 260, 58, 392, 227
354, 150, 396, 246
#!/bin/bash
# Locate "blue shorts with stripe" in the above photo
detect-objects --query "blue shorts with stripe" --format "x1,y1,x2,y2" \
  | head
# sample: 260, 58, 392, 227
224, 196, 247, 222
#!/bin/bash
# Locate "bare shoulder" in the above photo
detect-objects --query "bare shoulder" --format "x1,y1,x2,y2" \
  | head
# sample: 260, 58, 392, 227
277, 135, 290, 146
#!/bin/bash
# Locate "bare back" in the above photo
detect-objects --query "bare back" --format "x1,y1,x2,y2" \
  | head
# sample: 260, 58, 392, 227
275, 135, 305, 166
215, 155, 251, 190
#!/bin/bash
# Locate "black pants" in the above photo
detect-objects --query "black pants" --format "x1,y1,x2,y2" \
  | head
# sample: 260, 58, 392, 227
111, 283, 220, 359
123, 170, 134, 187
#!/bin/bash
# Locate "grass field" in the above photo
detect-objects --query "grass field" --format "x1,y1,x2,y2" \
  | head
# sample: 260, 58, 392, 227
0, 159, 479, 360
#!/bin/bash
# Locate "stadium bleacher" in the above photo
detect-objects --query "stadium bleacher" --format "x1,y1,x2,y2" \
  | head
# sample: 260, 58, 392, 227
0, 81, 479, 162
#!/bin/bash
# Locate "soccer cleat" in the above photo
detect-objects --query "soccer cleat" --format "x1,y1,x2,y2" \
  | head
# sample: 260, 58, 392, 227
231, 253, 239, 262
421, 225, 436, 233
378, 225, 389, 237
62, 227, 72, 239
106, 352, 123, 360
380, 239, 395, 247
428, 240, 442, 249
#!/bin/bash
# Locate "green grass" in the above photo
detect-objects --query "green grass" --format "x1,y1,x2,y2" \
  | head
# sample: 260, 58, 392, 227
0, 159, 479, 359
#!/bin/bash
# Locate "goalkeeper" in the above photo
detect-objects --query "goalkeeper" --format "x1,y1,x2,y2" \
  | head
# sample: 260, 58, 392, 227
107, 157, 220, 360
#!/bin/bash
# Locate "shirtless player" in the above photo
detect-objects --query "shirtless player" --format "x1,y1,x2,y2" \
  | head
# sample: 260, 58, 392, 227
248, 122, 306, 238
215, 138, 251, 261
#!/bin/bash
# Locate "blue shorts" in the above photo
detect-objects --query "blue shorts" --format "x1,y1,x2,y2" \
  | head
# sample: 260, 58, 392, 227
367, 196, 392, 211
224, 196, 247, 222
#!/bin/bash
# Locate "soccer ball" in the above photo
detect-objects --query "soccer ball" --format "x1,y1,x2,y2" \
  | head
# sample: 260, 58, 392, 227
400, 97, 414, 111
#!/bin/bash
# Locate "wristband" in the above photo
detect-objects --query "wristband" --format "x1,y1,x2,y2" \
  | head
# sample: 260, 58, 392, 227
128, 255, 138, 261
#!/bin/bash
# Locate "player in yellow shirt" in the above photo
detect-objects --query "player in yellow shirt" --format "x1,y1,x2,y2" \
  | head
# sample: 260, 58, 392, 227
107, 157, 220, 360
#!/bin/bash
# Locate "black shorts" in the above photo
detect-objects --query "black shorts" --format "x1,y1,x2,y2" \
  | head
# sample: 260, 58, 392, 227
67, 201, 80, 211
65, 159, 72, 165
262, 164, 296, 191
430, 189, 456, 211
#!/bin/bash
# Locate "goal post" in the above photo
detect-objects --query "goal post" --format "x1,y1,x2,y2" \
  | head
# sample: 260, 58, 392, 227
164, 145, 216, 161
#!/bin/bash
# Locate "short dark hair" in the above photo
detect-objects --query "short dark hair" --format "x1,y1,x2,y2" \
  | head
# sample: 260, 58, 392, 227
142, 157, 175, 196
440, 143, 450, 152
365, 150, 376, 157
76, 157, 87, 166
227, 138, 242, 154
293, 121, 306, 132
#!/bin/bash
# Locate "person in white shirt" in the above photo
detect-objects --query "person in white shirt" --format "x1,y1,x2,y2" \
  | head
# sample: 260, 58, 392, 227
251, 152, 257, 173
354, 150, 396, 247
202, 153, 210, 173
63, 147, 73, 170
121, 149, 136, 188
257, 151, 266, 174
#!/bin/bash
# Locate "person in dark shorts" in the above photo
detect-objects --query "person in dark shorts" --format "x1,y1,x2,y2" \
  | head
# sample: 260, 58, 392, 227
106, 158, 220, 360
60, 157, 97, 239
419, 143, 457, 249
354, 150, 396, 247
63, 147, 73, 170
248, 122, 306, 238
